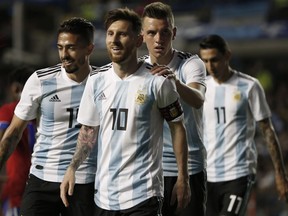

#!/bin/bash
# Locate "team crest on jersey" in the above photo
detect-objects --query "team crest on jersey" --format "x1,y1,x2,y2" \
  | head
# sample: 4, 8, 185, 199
233, 91, 241, 101
135, 89, 147, 105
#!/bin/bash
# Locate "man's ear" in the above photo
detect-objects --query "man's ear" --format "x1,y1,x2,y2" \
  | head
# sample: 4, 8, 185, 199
87, 44, 94, 55
172, 27, 177, 40
141, 30, 146, 43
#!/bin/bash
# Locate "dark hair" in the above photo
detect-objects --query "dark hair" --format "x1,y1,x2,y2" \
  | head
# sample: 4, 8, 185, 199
57, 17, 95, 45
199, 34, 230, 55
104, 7, 142, 35
8, 66, 34, 86
142, 2, 174, 28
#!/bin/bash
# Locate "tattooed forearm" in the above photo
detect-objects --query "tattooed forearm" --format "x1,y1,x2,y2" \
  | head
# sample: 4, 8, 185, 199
69, 125, 98, 171
0, 132, 22, 169
258, 118, 286, 174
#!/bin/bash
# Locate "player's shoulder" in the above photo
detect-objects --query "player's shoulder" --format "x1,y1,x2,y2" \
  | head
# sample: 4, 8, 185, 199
175, 50, 199, 61
35, 64, 62, 80
234, 69, 258, 84
90, 63, 112, 77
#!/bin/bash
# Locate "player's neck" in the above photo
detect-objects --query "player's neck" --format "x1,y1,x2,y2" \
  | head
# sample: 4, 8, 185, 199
113, 58, 142, 79
67, 64, 90, 83
150, 49, 174, 65
217, 68, 233, 84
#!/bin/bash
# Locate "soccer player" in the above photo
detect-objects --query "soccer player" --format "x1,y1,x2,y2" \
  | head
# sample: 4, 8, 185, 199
0, 17, 97, 216
199, 34, 288, 215
60, 7, 191, 216
0, 66, 35, 216
141, 2, 207, 215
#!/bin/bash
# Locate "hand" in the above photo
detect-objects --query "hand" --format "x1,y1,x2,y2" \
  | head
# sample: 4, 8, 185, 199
275, 172, 288, 202
60, 167, 76, 207
150, 64, 177, 81
170, 176, 191, 214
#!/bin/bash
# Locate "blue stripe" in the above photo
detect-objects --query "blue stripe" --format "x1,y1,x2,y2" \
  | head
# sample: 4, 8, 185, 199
34, 78, 57, 179
108, 81, 129, 209
235, 80, 248, 178
214, 87, 225, 177
131, 79, 155, 202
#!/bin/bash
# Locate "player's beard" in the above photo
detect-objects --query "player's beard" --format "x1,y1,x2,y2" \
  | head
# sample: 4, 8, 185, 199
107, 49, 128, 64
65, 65, 79, 74
63, 57, 85, 74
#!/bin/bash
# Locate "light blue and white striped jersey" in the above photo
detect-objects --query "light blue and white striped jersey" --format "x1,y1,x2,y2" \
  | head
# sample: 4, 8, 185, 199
77, 61, 183, 210
143, 49, 207, 176
203, 70, 271, 182
14, 64, 97, 184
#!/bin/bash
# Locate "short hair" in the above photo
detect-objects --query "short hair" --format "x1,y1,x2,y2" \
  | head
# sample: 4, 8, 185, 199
199, 34, 230, 55
8, 66, 34, 86
142, 2, 174, 28
57, 17, 95, 45
104, 7, 142, 35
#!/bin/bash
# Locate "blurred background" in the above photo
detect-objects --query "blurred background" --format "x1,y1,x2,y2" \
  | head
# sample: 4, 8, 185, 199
0, 0, 288, 215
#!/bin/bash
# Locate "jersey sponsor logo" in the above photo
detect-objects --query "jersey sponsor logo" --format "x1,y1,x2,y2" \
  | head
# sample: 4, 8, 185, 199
49, 94, 61, 102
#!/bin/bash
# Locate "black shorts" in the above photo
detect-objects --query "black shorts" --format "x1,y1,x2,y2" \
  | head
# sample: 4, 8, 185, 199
206, 174, 255, 216
20, 174, 95, 216
94, 196, 163, 216
162, 170, 207, 216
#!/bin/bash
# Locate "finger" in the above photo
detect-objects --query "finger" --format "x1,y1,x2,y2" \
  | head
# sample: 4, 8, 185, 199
68, 183, 74, 196
60, 184, 69, 207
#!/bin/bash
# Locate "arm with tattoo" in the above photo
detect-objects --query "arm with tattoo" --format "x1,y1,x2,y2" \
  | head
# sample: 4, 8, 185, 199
69, 125, 99, 171
0, 115, 28, 169
258, 118, 288, 201
60, 124, 99, 207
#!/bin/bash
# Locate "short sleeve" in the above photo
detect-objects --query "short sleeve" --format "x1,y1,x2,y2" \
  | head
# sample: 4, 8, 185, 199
180, 55, 206, 87
249, 79, 271, 121
77, 76, 100, 127
14, 72, 41, 121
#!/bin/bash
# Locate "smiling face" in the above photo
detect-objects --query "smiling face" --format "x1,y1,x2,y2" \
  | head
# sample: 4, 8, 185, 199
57, 32, 92, 74
142, 17, 176, 65
106, 20, 142, 64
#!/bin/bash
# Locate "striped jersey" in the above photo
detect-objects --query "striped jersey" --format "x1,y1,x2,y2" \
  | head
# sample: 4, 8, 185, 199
77, 61, 183, 210
143, 49, 207, 176
203, 70, 271, 182
14, 64, 97, 184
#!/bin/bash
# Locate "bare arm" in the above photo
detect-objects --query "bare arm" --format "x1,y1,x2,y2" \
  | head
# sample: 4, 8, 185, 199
0, 115, 28, 169
175, 81, 205, 109
167, 119, 191, 211
150, 65, 205, 109
60, 124, 99, 207
258, 118, 288, 201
